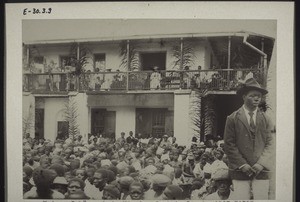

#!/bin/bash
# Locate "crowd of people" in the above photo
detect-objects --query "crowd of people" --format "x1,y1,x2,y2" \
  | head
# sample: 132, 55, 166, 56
22, 131, 235, 200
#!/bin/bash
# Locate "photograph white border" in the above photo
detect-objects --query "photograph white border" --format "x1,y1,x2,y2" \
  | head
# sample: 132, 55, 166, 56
5, 2, 294, 202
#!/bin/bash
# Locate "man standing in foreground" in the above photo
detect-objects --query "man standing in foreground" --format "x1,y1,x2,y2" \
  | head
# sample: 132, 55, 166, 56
224, 78, 274, 200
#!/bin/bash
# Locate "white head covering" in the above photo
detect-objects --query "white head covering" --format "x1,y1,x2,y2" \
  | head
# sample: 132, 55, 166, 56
53, 176, 68, 185
161, 154, 170, 162
156, 147, 164, 155
217, 140, 224, 148
101, 159, 112, 167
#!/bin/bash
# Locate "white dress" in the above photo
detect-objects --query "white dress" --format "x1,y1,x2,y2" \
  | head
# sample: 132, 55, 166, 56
150, 72, 161, 89
101, 73, 113, 90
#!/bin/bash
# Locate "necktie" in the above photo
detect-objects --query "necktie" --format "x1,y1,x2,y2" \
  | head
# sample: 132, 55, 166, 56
249, 112, 256, 135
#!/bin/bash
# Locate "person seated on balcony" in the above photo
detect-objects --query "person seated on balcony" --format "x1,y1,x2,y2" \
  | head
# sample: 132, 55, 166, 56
150, 66, 162, 90
210, 72, 220, 89
193, 65, 202, 86
95, 76, 102, 91
112, 69, 125, 89
101, 69, 113, 91
113, 69, 122, 82
191, 73, 201, 89
201, 71, 211, 85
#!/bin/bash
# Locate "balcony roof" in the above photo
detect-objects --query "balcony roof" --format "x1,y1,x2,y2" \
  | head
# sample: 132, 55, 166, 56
23, 31, 274, 45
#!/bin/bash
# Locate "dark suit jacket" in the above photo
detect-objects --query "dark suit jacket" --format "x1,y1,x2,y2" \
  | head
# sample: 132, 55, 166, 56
224, 107, 275, 180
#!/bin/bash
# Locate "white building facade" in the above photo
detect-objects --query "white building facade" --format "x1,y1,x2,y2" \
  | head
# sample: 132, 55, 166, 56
22, 32, 275, 145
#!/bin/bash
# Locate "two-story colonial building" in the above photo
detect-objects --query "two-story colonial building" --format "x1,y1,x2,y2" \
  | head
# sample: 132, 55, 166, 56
22, 31, 274, 145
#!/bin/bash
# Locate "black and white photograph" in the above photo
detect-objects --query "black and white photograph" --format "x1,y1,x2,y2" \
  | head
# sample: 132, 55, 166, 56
5, 2, 294, 202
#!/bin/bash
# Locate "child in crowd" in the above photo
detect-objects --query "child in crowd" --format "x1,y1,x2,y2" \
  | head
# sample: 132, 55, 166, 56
22, 132, 232, 200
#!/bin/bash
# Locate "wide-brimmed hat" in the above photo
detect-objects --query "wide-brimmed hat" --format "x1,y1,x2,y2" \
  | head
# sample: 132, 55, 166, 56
237, 78, 268, 95
153, 66, 159, 70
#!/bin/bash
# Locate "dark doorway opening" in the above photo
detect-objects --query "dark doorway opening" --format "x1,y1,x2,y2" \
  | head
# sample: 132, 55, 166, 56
215, 94, 243, 138
140, 52, 166, 71
91, 108, 116, 138
57, 121, 69, 140
136, 108, 173, 138
35, 108, 44, 139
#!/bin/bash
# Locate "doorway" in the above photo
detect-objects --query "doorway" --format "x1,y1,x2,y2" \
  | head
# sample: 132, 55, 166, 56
91, 109, 116, 137
140, 52, 166, 71
35, 108, 44, 139
57, 121, 69, 140
215, 94, 243, 138
136, 108, 173, 138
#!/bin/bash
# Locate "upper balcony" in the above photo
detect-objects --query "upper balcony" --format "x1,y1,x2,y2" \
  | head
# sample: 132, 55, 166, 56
23, 68, 262, 94
22, 31, 273, 95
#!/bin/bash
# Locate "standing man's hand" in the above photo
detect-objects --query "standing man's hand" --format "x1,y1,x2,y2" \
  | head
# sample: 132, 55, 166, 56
251, 163, 264, 176
241, 164, 255, 177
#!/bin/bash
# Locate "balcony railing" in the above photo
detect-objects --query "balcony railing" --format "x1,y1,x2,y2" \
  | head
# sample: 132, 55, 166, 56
23, 69, 262, 93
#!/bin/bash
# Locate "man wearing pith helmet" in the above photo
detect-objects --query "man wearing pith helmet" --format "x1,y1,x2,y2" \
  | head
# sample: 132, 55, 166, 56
223, 78, 274, 200
205, 168, 233, 200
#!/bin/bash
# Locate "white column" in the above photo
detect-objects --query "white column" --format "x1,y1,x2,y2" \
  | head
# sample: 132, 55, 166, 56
115, 107, 136, 139
174, 90, 191, 146
72, 93, 89, 142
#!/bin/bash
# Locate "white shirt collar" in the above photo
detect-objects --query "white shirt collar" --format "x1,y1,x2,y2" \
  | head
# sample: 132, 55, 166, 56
243, 105, 258, 125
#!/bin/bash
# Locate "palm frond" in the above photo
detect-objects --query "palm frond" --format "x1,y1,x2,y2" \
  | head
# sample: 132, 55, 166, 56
171, 41, 195, 70
68, 43, 91, 75
190, 89, 209, 141
203, 95, 216, 137
119, 41, 140, 71
64, 98, 80, 140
